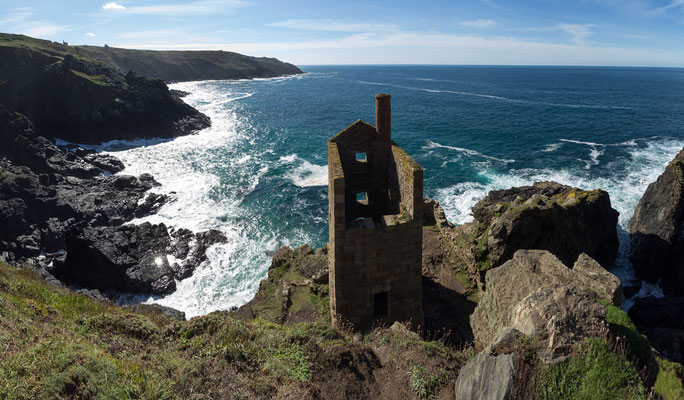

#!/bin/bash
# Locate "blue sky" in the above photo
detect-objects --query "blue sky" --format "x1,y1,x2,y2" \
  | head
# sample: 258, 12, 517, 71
1, 0, 684, 66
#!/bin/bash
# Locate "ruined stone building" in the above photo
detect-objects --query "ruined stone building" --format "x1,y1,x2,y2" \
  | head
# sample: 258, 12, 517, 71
328, 94, 424, 331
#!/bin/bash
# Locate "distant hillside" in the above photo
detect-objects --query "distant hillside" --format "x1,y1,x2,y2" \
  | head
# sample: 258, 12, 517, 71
79, 45, 303, 82
0, 33, 209, 143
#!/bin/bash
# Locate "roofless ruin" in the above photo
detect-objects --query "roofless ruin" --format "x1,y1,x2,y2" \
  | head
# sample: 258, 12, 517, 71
328, 94, 424, 331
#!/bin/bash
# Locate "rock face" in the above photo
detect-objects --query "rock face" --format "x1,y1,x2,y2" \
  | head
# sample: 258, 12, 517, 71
470, 250, 619, 356
467, 181, 619, 273
511, 285, 608, 362
0, 119, 225, 297
235, 244, 330, 324
630, 148, 684, 295
59, 223, 226, 294
0, 34, 210, 144
453, 352, 516, 400
629, 296, 684, 363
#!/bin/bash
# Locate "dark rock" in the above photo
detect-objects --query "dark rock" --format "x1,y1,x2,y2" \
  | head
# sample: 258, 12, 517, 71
630, 148, 684, 295
131, 304, 186, 321
61, 223, 177, 294
628, 296, 684, 331
469, 181, 619, 270
84, 153, 125, 174
75, 288, 108, 301
58, 222, 226, 295
629, 296, 684, 362
135, 193, 168, 217
623, 281, 642, 298
0, 41, 211, 144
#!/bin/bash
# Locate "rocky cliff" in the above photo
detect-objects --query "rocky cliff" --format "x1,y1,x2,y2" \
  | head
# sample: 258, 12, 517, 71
0, 33, 210, 144
630, 148, 684, 295
79, 45, 303, 82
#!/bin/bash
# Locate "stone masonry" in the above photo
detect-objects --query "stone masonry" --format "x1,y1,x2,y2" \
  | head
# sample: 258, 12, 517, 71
328, 94, 424, 331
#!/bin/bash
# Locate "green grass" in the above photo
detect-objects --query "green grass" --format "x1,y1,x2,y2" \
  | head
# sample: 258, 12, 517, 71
536, 338, 648, 400
0, 262, 344, 398
654, 356, 684, 400
409, 365, 447, 399
598, 299, 652, 368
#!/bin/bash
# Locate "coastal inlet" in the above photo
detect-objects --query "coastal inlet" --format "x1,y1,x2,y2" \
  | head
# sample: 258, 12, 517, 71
107, 66, 684, 317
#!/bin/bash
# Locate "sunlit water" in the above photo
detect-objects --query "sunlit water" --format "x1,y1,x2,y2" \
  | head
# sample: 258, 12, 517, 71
95, 66, 684, 317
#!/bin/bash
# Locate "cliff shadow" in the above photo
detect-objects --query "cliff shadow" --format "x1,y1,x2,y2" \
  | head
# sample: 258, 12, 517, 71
421, 276, 476, 346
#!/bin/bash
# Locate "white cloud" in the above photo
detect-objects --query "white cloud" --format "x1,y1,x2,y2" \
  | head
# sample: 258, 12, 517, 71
21, 24, 69, 37
123, 0, 246, 15
480, 0, 502, 9
460, 19, 497, 28
102, 2, 126, 10
267, 19, 398, 32
86, 32, 96, 37
113, 30, 684, 67
0, 8, 33, 25
652, 0, 684, 14
556, 23, 595, 45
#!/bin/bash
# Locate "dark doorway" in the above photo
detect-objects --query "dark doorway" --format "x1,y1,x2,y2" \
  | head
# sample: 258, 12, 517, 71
374, 291, 388, 318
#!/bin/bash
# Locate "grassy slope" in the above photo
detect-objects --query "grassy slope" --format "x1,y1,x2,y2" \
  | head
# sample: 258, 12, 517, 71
78, 45, 302, 82
0, 261, 470, 399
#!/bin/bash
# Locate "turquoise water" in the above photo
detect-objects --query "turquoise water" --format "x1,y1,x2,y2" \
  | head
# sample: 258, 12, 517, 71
104, 66, 684, 316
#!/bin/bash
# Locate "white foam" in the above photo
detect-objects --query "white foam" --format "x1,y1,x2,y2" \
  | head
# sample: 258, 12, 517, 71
424, 140, 515, 164
434, 137, 684, 309
281, 154, 328, 187
354, 80, 635, 110
541, 143, 563, 152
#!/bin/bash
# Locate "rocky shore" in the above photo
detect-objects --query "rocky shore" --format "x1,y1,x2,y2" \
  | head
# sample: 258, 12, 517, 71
0, 34, 226, 303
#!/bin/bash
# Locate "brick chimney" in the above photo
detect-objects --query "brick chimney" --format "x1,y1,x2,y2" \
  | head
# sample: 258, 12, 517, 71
375, 94, 391, 142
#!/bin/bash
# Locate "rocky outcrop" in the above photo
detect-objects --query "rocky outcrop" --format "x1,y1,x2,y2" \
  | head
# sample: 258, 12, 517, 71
630, 148, 684, 295
454, 352, 516, 400
0, 126, 224, 297
0, 34, 210, 144
461, 182, 619, 278
58, 223, 225, 294
234, 244, 329, 324
470, 250, 619, 358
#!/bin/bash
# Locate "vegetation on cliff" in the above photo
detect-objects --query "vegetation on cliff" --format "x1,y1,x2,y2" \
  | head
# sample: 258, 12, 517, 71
0, 33, 209, 143
79, 45, 303, 82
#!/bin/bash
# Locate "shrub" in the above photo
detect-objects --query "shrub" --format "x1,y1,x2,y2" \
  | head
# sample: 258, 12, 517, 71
409, 365, 447, 399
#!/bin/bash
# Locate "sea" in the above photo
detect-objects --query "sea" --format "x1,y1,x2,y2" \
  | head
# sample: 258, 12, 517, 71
96, 65, 684, 317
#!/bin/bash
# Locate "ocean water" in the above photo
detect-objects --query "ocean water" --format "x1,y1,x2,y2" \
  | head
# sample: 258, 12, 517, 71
100, 66, 684, 317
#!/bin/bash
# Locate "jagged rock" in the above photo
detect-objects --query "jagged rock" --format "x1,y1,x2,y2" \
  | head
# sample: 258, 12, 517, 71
572, 253, 622, 306
511, 285, 608, 362
470, 250, 620, 349
59, 222, 226, 295
488, 328, 525, 356
630, 148, 684, 295
467, 181, 619, 271
454, 352, 516, 400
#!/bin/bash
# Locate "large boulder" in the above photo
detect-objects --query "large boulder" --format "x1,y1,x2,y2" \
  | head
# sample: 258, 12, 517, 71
454, 352, 516, 400
470, 250, 620, 351
511, 285, 608, 362
468, 181, 619, 272
629, 148, 684, 295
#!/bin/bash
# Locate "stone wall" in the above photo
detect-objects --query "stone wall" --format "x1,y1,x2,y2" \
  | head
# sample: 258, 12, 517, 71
328, 111, 424, 331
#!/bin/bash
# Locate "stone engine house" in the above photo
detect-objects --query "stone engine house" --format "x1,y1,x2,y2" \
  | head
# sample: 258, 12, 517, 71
328, 94, 424, 331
